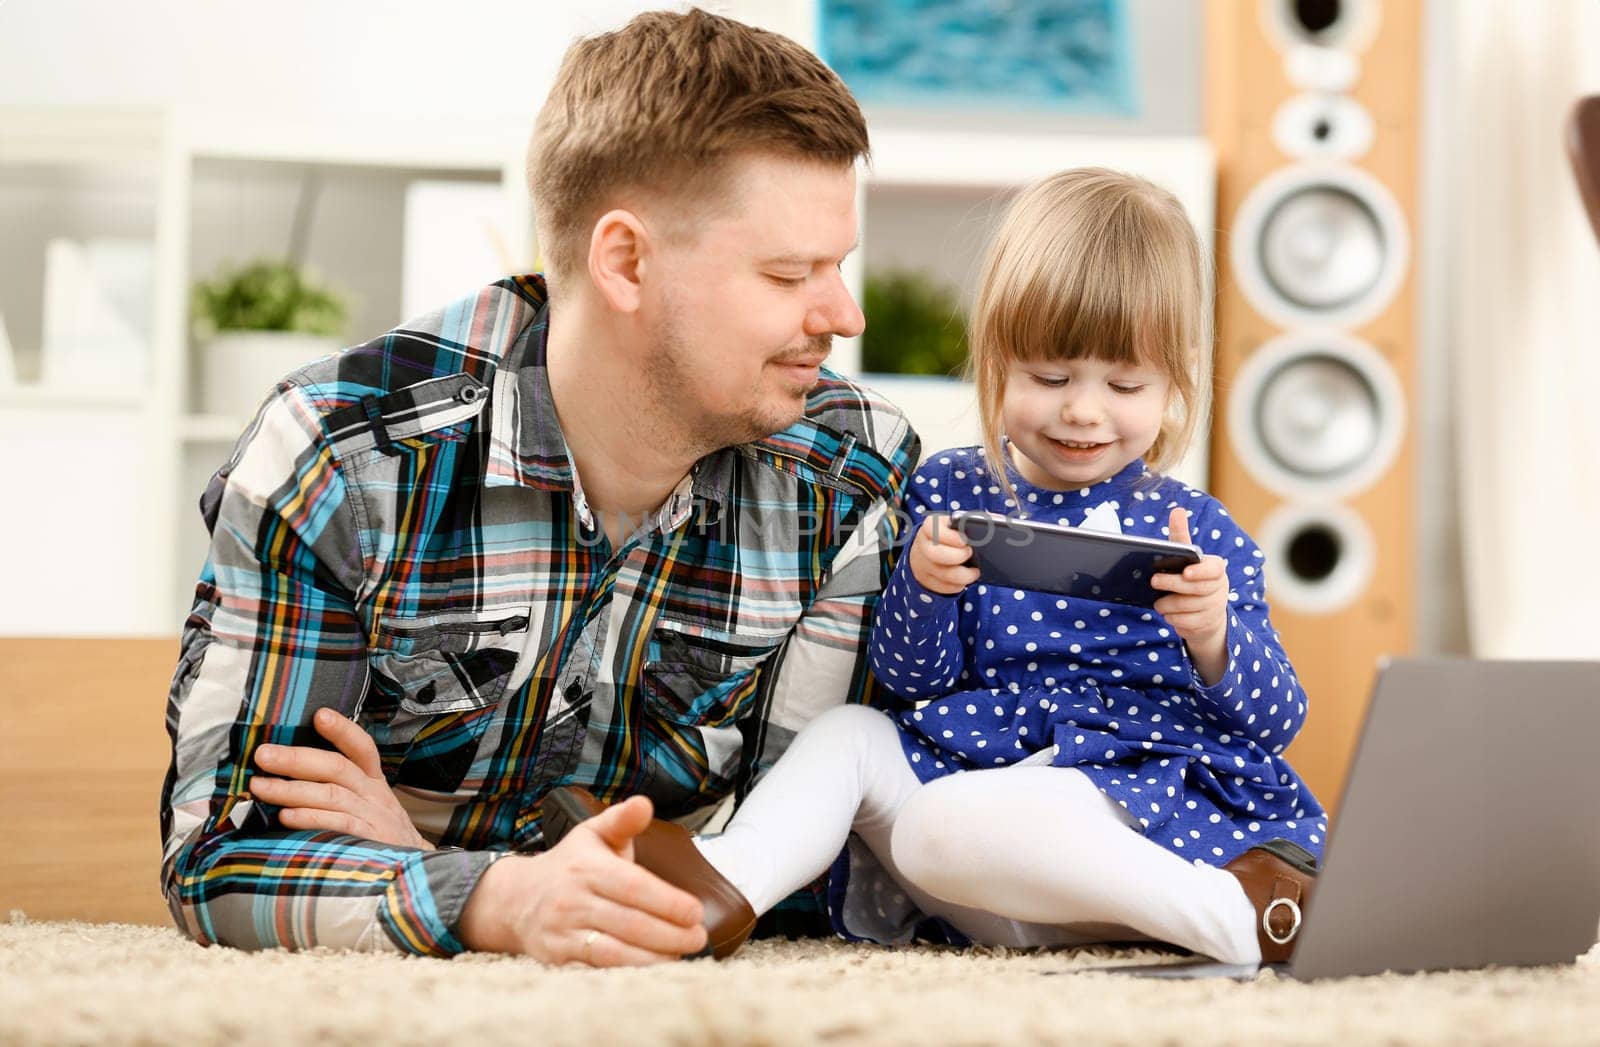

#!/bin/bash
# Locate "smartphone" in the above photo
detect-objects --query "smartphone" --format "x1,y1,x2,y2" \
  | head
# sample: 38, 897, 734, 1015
945, 511, 1202, 607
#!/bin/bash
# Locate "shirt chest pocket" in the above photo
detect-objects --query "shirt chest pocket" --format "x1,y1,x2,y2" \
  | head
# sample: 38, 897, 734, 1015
639, 618, 786, 729
368, 607, 531, 717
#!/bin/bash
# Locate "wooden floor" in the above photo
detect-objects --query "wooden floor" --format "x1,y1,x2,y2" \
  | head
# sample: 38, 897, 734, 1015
0, 637, 179, 925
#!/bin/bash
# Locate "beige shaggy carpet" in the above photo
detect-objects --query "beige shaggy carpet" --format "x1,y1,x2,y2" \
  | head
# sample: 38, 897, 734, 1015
2, 914, 1597, 1046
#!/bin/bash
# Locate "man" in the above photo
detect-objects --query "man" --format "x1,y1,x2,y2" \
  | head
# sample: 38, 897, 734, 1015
160, 8, 917, 965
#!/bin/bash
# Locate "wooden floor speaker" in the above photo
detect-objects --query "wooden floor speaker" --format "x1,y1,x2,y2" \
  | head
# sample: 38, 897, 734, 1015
1206, 0, 1422, 812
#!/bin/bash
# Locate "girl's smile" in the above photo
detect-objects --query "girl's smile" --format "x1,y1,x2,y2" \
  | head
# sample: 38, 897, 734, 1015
1003, 358, 1172, 490
1044, 437, 1111, 463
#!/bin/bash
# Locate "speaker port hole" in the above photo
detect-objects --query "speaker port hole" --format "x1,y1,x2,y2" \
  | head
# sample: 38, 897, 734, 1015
1286, 524, 1342, 583
1292, 0, 1343, 37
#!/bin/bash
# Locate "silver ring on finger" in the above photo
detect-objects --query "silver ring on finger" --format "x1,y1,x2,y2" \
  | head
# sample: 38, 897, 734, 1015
582, 928, 600, 965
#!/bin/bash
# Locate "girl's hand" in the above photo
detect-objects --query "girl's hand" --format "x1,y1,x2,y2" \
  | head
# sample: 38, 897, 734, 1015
909, 515, 981, 595
1151, 507, 1230, 686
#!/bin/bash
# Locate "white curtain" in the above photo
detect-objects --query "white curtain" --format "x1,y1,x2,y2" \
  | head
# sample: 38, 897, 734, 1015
1454, 0, 1600, 657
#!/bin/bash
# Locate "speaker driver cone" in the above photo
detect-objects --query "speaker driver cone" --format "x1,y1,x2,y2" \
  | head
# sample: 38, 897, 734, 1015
1227, 330, 1404, 499
1231, 164, 1409, 328
1259, 187, 1384, 309
1255, 352, 1381, 478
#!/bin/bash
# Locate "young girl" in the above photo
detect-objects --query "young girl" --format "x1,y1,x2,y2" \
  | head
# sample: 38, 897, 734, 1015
548, 167, 1325, 965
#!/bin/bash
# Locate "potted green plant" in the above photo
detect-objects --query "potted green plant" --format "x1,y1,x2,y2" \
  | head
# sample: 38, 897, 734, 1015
858, 268, 981, 454
861, 269, 969, 378
191, 258, 352, 419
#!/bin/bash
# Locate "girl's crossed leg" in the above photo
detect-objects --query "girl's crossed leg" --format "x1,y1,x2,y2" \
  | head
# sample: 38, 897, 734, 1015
696, 704, 1260, 964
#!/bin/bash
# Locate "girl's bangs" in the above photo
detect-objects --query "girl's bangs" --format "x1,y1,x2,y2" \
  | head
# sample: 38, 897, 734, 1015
993, 250, 1172, 372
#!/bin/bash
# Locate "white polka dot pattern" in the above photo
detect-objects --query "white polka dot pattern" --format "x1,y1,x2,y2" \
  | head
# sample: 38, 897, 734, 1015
871, 448, 1327, 867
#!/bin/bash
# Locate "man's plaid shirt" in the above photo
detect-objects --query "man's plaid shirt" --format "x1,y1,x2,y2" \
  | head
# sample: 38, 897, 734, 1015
160, 275, 919, 955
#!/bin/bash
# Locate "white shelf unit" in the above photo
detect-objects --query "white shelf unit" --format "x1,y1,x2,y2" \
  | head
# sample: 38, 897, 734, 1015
0, 385, 149, 410
0, 107, 531, 634
165, 111, 533, 631
0, 109, 174, 636
0, 101, 1212, 637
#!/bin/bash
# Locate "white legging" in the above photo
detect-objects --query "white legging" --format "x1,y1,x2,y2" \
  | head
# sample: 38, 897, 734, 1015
696, 704, 1261, 964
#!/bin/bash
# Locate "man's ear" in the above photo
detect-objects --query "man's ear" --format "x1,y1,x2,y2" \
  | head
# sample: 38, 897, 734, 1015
587, 209, 650, 313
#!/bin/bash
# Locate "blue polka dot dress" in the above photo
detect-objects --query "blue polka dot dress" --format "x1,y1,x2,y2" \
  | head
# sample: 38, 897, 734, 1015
832, 447, 1327, 944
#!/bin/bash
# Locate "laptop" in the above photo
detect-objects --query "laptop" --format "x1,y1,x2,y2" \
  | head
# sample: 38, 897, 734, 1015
1101, 658, 1600, 980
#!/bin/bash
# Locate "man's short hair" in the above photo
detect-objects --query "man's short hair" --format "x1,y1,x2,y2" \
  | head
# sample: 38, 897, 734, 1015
528, 7, 870, 280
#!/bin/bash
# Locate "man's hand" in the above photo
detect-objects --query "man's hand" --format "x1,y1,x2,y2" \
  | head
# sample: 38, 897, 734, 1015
909, 515, 981, 595
1151, 507, 1230, 686
457, 795, 708, 966
248, 707, 432, 851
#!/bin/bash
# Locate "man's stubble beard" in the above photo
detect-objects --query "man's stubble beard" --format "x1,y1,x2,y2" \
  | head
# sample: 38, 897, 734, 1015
642, 305, 823, 459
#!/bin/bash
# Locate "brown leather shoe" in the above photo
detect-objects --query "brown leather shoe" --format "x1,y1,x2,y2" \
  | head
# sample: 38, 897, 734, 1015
540, 785, 757, 961
1223, 839, 1318, 964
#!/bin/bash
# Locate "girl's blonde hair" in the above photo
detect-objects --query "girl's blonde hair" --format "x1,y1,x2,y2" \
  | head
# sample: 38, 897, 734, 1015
968, 167, 1212, 509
